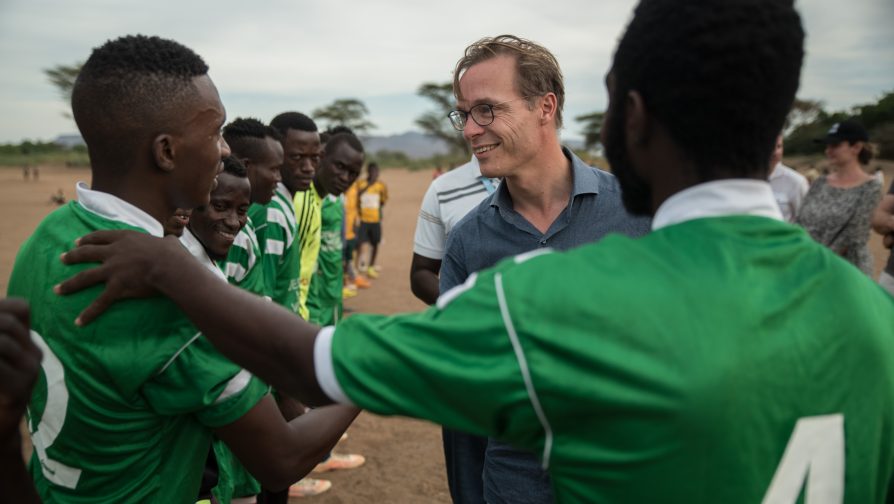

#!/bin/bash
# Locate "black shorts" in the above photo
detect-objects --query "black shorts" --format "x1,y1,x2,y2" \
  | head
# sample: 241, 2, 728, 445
358, 222, 382, 245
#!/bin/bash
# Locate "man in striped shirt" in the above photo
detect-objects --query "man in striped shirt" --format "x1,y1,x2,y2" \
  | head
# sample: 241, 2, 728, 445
221, 118, 284, 298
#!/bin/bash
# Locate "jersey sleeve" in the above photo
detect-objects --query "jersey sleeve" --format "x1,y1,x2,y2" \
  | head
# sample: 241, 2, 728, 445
413, 181, 446, 259
142, 334, 268, 428
322, 266, 543, 446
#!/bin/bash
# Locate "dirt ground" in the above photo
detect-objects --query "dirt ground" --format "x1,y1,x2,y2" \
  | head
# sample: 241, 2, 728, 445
2, 158, 893, 502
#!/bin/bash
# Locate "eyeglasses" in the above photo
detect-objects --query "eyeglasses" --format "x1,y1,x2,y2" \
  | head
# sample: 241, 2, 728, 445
447, 97, 531, 131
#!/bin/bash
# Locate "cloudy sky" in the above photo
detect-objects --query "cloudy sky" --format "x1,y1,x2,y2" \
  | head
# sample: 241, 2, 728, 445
0, 0, 891, 144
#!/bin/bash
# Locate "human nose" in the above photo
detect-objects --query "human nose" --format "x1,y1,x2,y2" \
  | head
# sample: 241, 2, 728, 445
224, 210, 240, 229
463, 116, 484, 141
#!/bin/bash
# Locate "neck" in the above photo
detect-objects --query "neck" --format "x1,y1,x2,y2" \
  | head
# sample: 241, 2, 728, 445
91, 168, 170, 225
313, 179, 328, 198
504, 142, 573, 233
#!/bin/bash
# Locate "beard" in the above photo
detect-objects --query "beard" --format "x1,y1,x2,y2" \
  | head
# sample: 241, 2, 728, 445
603, 89, 654, 217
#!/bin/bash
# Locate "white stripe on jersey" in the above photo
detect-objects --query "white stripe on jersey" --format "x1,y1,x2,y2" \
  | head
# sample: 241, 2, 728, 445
266, 239, 285, 256
266, 207, 295, 248
215, 368, 253, 404
494, 272, 554, 470
225, 262, 248, 282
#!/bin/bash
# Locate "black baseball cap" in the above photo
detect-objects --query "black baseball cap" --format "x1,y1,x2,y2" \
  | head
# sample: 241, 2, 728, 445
814, 119, 869, 144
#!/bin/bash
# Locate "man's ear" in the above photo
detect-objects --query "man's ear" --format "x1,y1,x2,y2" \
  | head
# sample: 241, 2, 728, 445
539, 93, 558, 126
625, 90, 650, 147
153, 134, 176, 172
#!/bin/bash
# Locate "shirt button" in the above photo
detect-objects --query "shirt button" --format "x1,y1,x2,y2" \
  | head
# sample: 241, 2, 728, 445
540, 240, 547, 245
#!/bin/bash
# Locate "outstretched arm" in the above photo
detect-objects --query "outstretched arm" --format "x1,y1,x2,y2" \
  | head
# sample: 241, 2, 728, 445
56, 231, 332, 406
0, 298, 42, 504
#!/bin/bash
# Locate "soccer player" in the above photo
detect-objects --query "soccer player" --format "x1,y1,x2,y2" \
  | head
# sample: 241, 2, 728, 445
222, 118, 285, 298
296, 133, 364, 331
410, 156, 497, 305
270, 112, 321, 320
10, 35, 358, 503
355, 162, 387, 280
0, 298, 42, 504
163, 208, 192, 237
57, 1, 894, 501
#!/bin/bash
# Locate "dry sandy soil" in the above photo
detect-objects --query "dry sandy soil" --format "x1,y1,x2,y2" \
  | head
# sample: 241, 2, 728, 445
2, 158, 893, 502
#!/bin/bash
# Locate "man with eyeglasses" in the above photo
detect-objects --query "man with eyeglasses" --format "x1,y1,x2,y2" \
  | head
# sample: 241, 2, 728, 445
438, 35, 650, 504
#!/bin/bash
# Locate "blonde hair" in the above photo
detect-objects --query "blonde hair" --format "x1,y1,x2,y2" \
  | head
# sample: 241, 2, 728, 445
453, 34, 565, 129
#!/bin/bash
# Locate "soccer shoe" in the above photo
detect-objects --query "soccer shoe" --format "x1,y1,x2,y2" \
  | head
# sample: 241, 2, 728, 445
342, 286, 357, 299
366, 268, 379, 279
313, 452, 366, 473
288, 478, 332, 498
354, 275, 372, 289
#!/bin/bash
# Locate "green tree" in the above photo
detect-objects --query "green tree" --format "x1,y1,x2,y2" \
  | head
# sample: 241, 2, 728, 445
414, 82, 469, 156
574, 111, 605, 152
312, 98, 376, 134
44, 62, 83, 118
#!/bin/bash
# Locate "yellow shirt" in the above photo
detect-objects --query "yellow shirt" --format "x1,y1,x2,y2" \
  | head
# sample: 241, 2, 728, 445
357, 180, 387, 223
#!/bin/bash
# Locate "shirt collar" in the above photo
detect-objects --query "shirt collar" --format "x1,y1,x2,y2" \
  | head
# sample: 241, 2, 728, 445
179, 228, 227, 280
768, 163, 784, 180
75, 182, 164, 237
651, 179, 783, 231
492, 146, 600, 210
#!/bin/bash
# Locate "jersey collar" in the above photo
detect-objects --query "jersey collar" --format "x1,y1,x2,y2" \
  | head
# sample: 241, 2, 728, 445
75, 182, 164, 237
652, 179, 783, 231
179, 228, 227, 281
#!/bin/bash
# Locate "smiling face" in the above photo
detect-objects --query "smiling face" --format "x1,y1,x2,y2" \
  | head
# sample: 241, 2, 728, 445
316, 140, 363, 196
280, 129, 321, 193
168, 75, 231, 210
247, 136, 284, 204
188, 171, 251, 261
456, 55, 541, 179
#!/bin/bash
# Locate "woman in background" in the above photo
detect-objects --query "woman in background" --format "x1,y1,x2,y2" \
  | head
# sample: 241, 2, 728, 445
796, 119, 880, 275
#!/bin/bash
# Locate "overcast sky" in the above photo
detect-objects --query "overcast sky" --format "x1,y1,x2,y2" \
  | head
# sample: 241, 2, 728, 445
1, 0, 892, 143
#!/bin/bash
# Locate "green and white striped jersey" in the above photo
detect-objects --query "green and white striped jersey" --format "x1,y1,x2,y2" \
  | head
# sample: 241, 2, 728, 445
250, 182, 300, 313
321, 212, 894, 503
221, 216, 267, 297
8, 185, 267, 504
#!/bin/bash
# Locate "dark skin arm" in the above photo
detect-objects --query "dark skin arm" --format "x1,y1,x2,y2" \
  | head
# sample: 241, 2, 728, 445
56, 232, 331, 406
55, 232, 352, 488
0, 299, 42, 504
409, 253, 442, 305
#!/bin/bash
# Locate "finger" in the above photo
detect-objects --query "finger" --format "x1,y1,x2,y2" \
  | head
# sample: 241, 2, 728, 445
75, 290, 116, 327
73, 230, 133, 247
59, 243, 112, 266
54, 266, 110, 296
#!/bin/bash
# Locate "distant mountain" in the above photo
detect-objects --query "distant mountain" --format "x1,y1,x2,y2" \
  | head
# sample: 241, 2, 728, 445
360, 131, 453, 159
360, 131, 586, 159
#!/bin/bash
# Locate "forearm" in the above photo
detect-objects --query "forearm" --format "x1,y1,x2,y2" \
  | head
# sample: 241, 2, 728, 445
148, 252, 330, 406
871, 208, 894, 235
410, 254, 442, 305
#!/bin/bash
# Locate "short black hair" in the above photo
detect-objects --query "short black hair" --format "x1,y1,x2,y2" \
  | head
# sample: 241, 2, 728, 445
221, 156, 248, 178
321, 125, 355, 146
269, 112, 317, 136
72, 35, 210, 165
612, 0, 804, 179
223, 117, 282, 160
324, 132, 364, 156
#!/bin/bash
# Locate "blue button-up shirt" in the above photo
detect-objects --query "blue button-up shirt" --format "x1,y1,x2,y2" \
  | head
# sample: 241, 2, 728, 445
441, 147, 651, 293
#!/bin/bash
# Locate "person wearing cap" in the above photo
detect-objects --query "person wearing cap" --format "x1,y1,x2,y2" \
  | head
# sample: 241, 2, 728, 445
796, 119, 880, 275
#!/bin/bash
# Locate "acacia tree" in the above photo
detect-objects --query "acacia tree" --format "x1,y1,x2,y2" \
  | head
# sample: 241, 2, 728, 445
414, 82, 469, 156
44, 62, 83, 118
575, 111, 605, 152
312, 98, 376, 134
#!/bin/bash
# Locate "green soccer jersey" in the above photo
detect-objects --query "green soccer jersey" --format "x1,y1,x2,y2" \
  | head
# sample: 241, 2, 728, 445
307, 194, 344, 326
294, 185, 322, 321
323, 215, 894, 502
7, 187, 268, 504
250, 182, 300, 312
221, 216, 267, 298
